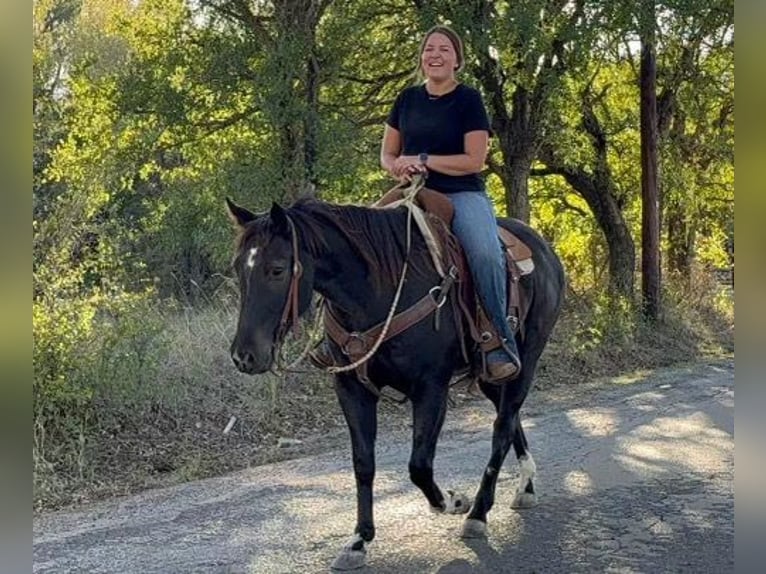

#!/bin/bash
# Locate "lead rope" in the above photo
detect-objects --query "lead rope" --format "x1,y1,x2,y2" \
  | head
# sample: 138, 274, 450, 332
325, 175, 423, 375
273, 296, 327, 373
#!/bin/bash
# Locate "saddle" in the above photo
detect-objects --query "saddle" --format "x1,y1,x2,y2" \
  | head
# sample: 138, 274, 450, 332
375, 185, 535, 350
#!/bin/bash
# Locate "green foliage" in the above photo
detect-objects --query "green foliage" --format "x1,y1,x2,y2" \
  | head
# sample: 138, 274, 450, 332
33, 288, 166, 501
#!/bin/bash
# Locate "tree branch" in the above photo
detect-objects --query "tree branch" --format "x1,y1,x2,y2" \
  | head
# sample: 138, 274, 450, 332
557, 196, 590, 218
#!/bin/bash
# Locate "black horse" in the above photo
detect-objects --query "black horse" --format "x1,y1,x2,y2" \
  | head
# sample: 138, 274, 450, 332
226, 195, 565, 570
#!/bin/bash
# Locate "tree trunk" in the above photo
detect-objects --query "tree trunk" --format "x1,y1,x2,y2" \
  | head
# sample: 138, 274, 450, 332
504, 157, 531, 222
273, 0, 325, 200
479, 77, 537, 222
666, 202, 695, 277
304, 49, 319, 188
491, 154, 531, 221
557, 168, 635, 298
640, 0, 661, 319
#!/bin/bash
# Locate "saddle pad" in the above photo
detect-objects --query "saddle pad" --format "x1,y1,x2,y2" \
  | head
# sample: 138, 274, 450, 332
498, 227, 534, 275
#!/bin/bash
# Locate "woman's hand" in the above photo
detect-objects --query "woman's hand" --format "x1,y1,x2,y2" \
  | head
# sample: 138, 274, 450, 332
391, 155, 427, 181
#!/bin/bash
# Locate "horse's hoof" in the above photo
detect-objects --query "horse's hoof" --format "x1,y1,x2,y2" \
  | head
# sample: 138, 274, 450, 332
331, 548, 367, 571
511, 491, 538, 509
444, 490, 471, 515
460, 518, 487, 538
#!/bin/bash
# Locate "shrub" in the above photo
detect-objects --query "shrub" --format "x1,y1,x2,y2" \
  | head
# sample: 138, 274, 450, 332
33, 288, 166, 507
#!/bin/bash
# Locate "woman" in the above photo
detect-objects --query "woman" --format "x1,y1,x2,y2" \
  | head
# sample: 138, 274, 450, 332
380, 25, 521, 382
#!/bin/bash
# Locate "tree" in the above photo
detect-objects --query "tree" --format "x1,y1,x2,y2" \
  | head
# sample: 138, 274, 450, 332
640, 0, 660, 319
199, 0, 332, 199
654, 0, 734, 279
536, 74, 637, 299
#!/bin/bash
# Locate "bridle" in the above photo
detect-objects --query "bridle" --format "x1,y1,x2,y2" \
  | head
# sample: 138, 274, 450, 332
270, 213, 305, 370
265, 212, 335, 376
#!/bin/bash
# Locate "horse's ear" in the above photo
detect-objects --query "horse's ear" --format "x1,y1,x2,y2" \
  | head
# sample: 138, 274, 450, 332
226, 197, 256, 229
269, 202, 290, 235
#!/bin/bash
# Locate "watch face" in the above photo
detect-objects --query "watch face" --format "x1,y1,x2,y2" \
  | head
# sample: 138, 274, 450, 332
419, 153, 428, 164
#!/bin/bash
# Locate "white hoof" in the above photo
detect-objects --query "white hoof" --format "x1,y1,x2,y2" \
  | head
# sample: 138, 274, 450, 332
460, 518, 487, 539
444, 490, 471, 515
330, 548, 366, 571
511, 491, 538, 509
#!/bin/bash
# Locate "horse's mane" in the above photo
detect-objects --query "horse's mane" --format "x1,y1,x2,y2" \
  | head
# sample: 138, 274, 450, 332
288, 197, 433, 290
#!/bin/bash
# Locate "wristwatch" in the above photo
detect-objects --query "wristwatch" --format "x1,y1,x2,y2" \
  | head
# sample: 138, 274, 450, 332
418, 152, 429, 166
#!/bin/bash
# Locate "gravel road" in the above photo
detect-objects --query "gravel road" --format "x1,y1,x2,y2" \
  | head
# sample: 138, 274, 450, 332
34, 360, 734, 573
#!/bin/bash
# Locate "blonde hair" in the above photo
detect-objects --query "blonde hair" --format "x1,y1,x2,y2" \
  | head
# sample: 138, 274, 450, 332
416, 25, 465, 77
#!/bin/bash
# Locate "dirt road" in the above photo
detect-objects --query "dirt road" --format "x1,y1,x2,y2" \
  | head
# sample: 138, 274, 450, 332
34, 360, 734, 573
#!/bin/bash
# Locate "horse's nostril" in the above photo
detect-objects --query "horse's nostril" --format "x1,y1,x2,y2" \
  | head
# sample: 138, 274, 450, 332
232, 349, 255, 372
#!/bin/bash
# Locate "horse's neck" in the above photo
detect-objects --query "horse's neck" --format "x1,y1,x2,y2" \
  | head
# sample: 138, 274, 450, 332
311, 231, 391, 331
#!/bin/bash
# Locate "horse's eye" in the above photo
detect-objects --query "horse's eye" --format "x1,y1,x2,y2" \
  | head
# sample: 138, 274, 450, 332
268, 266, 286, 279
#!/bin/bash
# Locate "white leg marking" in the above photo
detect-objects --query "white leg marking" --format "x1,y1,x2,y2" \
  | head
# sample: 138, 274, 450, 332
511, 453, 538, 509
342, 533, 364, 550
518, 453, 537, 487
431, 490, 471, 515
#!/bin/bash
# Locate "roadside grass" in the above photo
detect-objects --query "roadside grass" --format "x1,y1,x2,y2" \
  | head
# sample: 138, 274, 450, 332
33, 275, 733, 512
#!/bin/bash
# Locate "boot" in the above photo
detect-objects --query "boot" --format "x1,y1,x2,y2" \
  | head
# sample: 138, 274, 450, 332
477, 307, 521, 383
485, 337, 521, 383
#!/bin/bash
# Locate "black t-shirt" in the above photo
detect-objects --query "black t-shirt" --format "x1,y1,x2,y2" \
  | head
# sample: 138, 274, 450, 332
385, 83, 491, 194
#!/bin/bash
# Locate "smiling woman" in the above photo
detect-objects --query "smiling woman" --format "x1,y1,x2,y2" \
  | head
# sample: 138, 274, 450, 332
380, 25, 522, 383
420, 27, 463, 92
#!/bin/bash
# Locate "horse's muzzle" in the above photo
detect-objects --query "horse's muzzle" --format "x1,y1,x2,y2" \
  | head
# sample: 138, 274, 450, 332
230, 346, 271, 375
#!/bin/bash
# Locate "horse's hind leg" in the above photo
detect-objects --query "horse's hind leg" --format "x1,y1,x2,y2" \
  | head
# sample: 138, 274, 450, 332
478, 387, 538, 509
461, 367, 535, 539
510, 419, 537, 508
331, 374, 378, 571
409, 381, 470, 515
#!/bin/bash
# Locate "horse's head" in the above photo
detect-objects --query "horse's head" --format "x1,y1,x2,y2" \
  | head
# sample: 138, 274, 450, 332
226, 198, 314, 374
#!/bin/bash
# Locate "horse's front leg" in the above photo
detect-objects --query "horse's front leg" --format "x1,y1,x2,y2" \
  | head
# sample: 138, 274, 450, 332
331, 373, 378, 571
410, 379, 471, 515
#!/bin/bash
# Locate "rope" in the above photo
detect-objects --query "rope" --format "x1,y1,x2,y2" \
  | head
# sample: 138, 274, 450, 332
275, 295, 327, 373
325, 175, 424, 374
373, 184, 446, 277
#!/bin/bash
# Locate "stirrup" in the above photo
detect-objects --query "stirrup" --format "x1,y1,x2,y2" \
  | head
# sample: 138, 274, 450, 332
482, 340, 522, 384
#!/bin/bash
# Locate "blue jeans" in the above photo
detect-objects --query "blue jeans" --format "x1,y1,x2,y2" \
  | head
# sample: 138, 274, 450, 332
446, 191, 518, 359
